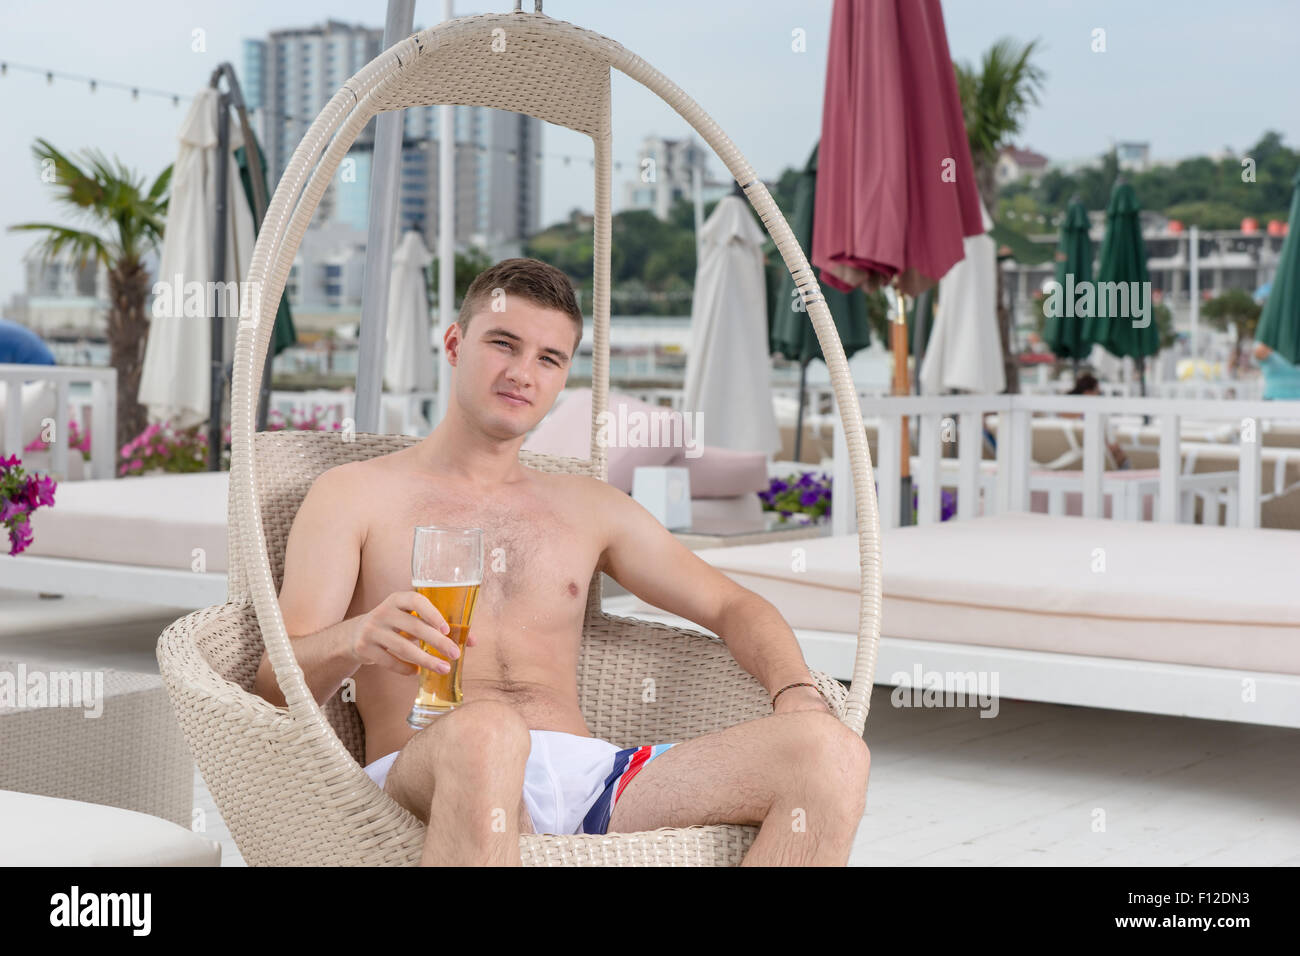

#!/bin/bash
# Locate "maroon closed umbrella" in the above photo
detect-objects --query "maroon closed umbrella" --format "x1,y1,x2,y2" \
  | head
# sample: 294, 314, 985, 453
812, 0, 983, 523
813, 0, 983, 296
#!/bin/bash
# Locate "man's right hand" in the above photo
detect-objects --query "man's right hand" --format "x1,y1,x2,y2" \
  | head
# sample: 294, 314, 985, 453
349, 591, 465, 677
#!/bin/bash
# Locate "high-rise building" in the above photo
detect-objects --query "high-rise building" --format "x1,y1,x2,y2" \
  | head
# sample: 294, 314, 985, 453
623, 134, 729, 220
242, 19, 541, 258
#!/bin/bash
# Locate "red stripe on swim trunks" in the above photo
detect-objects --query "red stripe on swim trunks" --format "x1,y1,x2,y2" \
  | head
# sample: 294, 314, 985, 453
614, 746, 653, 802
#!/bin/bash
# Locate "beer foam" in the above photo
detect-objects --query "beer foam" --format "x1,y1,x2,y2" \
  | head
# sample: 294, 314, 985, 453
413, 579, 483, 588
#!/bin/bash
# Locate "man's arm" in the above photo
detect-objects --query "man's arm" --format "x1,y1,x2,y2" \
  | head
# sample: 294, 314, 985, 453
589, 478, 828, 714
252, 465, 367, 708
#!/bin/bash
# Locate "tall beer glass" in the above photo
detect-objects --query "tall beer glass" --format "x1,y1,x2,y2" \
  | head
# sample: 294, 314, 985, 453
406, 526, 483, 728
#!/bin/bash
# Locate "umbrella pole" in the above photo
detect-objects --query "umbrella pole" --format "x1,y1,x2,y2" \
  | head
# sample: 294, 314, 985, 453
356, 0, 417, 433
229, 81, 273, 435
793, 359, 809, 463
892, 288, 912, 526
209, 82, 231, 472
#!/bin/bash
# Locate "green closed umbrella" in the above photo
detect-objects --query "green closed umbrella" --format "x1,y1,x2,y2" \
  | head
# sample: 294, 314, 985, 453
770, 142, 874, 460
236, 135, 297, 358
1256, 168, 1300, 365
1044, 199, 1092, 362
1084, 181, 1159, 393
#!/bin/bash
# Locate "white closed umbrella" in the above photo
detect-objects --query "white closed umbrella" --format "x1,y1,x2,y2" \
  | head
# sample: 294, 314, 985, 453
139, 87, 255, 429
919, 202, 1005, 395
384, 230, 435, 393
682, 194, 781, 456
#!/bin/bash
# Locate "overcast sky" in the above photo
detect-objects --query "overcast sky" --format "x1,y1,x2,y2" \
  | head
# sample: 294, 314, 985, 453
1, 0, 1296, 307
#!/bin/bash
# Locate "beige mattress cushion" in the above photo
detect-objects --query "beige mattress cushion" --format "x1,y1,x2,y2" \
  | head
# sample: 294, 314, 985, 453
646, 513, 1300, 675
24, 472, 229, 572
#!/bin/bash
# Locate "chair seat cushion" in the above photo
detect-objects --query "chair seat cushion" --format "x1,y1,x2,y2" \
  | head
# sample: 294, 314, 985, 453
666, 444, 768, 498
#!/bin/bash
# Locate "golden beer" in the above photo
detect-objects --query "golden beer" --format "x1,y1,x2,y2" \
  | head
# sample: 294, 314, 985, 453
410, 582, 480, 716
406, 526, 483, 729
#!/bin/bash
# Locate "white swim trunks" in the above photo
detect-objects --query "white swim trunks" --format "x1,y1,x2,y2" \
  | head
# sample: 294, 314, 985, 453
363, 729, 676, 835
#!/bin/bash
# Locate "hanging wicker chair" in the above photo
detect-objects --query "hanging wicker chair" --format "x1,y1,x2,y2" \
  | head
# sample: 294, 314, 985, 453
157, 3, 882, 866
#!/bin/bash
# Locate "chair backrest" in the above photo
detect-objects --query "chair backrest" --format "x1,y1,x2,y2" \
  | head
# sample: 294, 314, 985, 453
223, 430, 602, 760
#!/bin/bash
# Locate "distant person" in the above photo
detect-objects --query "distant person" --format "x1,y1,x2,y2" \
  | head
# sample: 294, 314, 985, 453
1252, 343, 1300, 400
1065, 373, 1130, 469
0, 319, 56, 365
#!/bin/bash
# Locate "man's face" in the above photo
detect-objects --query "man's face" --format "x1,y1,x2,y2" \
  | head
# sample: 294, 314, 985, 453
448, 298, 575, 440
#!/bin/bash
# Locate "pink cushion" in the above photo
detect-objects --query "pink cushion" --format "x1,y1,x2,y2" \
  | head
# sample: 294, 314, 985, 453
666, 445, 768, 498
523, 388, 679, 492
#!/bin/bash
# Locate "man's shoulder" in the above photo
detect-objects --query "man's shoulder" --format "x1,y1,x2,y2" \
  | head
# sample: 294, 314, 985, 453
547, 471, 622, 503
315, 449, 405, 489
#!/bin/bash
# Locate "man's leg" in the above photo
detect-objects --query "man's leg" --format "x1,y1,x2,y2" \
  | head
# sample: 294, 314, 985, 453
383, 699, 534, 866
605, 710, 869, 866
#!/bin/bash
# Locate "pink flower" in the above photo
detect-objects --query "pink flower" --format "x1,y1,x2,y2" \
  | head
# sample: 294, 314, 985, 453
129, 458, 143, 470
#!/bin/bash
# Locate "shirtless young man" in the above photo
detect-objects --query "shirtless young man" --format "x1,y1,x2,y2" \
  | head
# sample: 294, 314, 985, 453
253, 257, 869, 866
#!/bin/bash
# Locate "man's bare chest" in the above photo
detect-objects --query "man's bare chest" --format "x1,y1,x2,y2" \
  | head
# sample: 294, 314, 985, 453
354, 479, 601, 627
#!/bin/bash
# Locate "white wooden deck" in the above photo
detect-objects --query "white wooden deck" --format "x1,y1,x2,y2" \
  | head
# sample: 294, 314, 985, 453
4, 587, 1297, 867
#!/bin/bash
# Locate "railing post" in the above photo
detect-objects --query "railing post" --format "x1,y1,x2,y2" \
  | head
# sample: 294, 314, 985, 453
52, 378, 70, 479
1082, 410, 1104, 519
1158, 411, 1180, 523
3, 378, 22, 459
1238, 415, 1261, 528
876, 412, 900, 532
916, 412, 942, 525
957, 410, 982, 520
1003, 401, 1031, 512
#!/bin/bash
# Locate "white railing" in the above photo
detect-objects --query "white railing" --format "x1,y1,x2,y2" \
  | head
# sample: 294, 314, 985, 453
831, 393, 1300, 536
619, 383, 893, 414
268, 389, 437, 437
0, 363, 117, 480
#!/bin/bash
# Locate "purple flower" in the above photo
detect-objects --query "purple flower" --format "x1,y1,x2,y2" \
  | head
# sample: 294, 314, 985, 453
9, 521, 34, 555
0, 498, 28, 523
0, 454, 19, 470
800, 489, 820, 507
33, 475, 56, 508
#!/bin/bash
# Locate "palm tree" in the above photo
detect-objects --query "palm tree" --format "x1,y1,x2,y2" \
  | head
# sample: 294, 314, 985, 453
1203, 289, 1263, 378
955, 38, 1047, 394
9, 138, 171, 451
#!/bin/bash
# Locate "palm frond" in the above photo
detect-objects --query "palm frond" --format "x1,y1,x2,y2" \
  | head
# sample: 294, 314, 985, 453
7, 222, 110, 268
148, 164, 174, 203
955, 37, 1047, 167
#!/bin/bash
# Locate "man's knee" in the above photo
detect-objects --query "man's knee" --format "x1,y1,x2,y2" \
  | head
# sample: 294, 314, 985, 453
434, 700, 531, 768
779, 712, 870, 805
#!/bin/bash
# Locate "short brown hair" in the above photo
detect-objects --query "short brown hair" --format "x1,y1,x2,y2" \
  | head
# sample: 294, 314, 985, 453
457, 258, 583, 355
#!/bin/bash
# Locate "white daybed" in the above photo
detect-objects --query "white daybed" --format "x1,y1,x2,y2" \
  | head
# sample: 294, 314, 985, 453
2, 472, 229, 607
609, 512, 1300, 729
